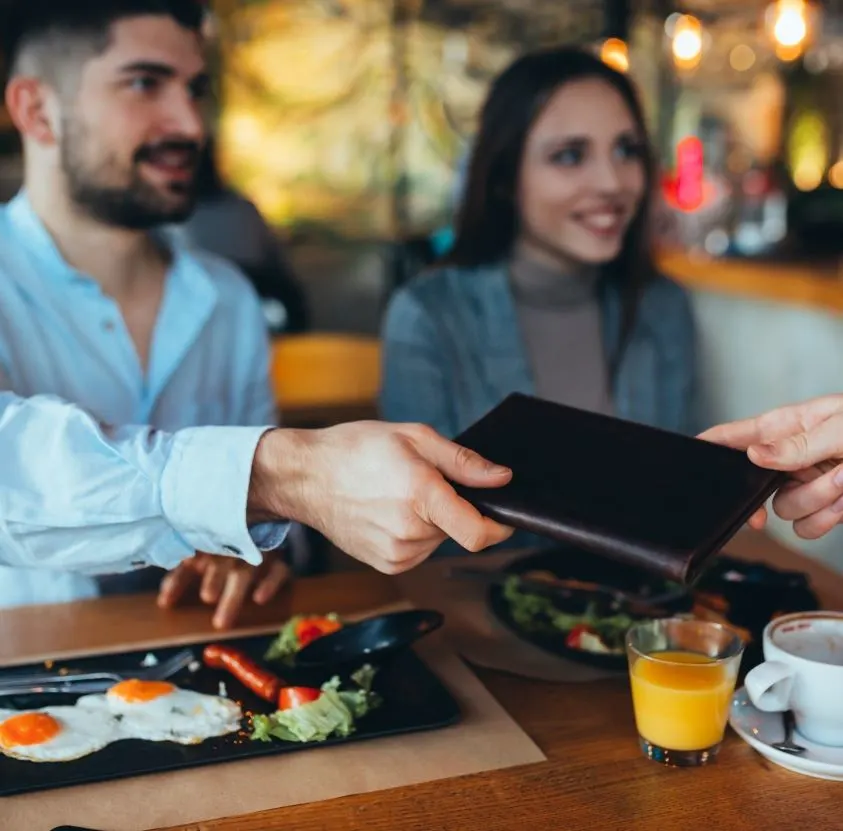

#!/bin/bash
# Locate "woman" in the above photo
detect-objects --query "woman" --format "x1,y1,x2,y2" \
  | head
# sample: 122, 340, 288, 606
380, 46, 697, 443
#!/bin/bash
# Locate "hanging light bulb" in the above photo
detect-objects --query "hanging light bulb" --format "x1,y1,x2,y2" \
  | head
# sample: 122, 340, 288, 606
767, 0, 814, 61
672, 14, 703, 70
600, 38, 630, 73
772, 0, 807, 46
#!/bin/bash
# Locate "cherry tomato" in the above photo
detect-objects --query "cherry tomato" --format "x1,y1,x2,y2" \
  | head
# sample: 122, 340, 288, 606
277, 686, 322, 710
565, 624, 595, 649
294, 616, 342, 648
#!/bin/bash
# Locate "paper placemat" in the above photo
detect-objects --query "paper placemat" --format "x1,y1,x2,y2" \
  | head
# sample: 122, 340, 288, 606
395, 551, 624, 683
2, 607, 545, 831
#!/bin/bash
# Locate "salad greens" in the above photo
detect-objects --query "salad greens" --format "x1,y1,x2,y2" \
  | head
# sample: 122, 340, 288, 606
503, 575, 635, 653
251, 665, 382, 743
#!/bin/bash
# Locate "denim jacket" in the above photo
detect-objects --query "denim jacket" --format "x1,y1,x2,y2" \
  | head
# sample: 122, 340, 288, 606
379, 262, 698, 439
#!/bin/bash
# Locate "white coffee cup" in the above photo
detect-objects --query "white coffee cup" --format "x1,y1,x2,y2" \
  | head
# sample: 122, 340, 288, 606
745, 611, 843, 746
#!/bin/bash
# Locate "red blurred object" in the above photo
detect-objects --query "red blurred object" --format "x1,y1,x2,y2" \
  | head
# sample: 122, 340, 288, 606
294, 616, 343, 648
675, 136, 704, 210
661, 136, 713, 212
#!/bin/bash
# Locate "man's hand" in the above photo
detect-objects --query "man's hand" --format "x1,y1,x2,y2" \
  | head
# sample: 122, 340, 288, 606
699, 394, 843, 539
158, 551, 291, 629
248, 422, 514, 574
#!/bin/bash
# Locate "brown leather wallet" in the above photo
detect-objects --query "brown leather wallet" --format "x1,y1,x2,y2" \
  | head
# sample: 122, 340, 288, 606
452, 394, 787, 585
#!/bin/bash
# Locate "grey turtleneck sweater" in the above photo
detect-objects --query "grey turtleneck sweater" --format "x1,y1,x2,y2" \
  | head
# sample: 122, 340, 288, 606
508, 253, 614, 416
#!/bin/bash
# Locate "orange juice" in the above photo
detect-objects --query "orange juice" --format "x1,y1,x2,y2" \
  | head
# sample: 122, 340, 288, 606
630, 651, 735, 751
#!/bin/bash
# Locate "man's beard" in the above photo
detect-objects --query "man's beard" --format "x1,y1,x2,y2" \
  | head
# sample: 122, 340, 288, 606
60, 118, 200, 230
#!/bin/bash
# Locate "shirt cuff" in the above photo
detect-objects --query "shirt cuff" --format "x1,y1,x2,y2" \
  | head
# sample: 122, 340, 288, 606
160, 426, 289, 565
250, 522, 289, 551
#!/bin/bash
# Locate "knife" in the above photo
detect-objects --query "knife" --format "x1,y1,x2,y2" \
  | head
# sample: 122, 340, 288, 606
0, 680, 114, 698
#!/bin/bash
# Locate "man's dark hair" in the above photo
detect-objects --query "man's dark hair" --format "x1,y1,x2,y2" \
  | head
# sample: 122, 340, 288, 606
1, 0, 203, 78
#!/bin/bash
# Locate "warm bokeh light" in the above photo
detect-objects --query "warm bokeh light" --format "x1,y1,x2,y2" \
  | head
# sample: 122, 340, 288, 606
829, 161, 843, 189
772, 1, 808, 47
767, 0, 814, 61
214, 0, 489, 237
787, 109, 828, 192
729, 44, 756, 72
600, 38, 629, 73
672, 15, 703, 69
776, 42, 804, 61
793, 162, 823, 191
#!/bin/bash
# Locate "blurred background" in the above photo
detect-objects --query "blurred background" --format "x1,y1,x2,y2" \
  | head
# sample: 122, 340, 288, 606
3, 0, 843, 567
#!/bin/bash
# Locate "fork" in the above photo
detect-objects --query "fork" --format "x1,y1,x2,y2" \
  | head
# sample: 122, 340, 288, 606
0, 648, 195, 697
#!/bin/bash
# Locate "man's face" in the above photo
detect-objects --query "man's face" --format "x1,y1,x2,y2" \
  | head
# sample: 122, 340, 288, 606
59, 15, 209, 229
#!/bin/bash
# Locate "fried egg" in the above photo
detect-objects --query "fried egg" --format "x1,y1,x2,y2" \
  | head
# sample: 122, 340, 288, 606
0, 680, 243, 763
79, 679, 243, 745
0, 706, 118, 763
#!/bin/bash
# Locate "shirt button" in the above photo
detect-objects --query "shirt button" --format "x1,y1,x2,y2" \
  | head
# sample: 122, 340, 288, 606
223, 545, 242, 557
103, 320, 115, 332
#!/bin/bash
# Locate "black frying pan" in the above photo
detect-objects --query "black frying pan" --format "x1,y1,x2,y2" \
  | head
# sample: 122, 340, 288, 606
294, 609, 444, 672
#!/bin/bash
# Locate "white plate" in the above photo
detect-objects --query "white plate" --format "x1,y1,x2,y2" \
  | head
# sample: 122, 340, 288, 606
729, 687, 843, 781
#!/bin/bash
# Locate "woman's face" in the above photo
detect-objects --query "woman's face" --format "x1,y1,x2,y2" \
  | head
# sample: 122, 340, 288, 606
516, 77, 647, 269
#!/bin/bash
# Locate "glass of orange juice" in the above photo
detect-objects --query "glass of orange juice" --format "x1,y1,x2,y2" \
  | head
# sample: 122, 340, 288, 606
626, 618, 744, 767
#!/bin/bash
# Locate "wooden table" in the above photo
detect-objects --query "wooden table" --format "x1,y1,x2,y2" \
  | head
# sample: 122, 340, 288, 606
5, 531, 843, 830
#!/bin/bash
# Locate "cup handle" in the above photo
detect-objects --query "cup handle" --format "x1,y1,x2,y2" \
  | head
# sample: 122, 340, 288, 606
745, 661, 794, 712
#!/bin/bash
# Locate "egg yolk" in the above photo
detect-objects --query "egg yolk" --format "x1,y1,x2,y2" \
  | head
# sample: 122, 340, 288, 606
0, 712, 61, 747
109, 679, 175, 703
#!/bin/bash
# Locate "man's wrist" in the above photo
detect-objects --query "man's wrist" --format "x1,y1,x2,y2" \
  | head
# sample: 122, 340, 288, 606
247, 428, 313, 525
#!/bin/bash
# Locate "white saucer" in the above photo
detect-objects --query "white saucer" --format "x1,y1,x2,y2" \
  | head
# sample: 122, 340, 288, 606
729, 688, 843, 781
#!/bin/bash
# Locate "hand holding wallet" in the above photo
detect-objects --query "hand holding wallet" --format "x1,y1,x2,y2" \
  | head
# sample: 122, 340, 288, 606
452, 394, 786, 585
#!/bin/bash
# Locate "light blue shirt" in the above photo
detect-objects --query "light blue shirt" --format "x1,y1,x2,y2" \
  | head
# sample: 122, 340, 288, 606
0, 192, 287, 606
0, 392, 285, 577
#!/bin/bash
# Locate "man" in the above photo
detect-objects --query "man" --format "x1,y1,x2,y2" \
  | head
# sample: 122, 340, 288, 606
0, 390, 515, 577
0, 0, 292, 623
0, 0, 513, 616
701, 395, 843, 541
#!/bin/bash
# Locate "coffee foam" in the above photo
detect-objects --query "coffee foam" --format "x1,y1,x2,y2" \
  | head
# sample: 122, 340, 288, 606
773, 616, 843, 667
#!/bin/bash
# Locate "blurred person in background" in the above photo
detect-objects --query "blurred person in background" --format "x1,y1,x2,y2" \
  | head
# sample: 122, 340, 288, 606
380, 46, 698, 551
0, 0, 293, 624
171, 138, 310, 335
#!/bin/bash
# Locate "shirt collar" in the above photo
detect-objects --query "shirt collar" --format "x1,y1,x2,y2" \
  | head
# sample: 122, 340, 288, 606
5, 189, 220, 405
6, 189, 217, 306
6, 190, 86, 286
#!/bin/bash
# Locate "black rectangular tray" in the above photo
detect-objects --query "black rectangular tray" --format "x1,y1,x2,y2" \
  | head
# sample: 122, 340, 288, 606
0, 634, 460, 797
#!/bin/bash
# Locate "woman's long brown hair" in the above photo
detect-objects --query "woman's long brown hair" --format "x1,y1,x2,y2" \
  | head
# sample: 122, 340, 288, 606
445, 46, 659, 370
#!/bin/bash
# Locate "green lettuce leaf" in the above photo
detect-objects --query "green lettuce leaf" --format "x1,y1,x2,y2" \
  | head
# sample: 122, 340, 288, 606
251, 664, 381, 743
503, 576, 634, 651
